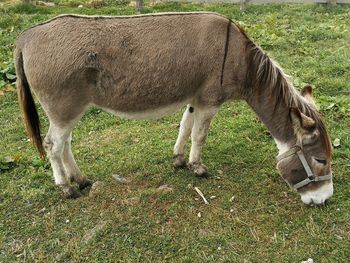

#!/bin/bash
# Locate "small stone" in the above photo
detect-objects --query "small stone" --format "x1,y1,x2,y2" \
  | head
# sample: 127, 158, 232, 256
197, 212, 202, 218
300, 258, 313, 263
112, 174, 129, 183
230, 208, 234, 213
37, 1, 55, 6
4, 156, 14, 163
230, 196, 235, 202
65, 219, 70, 223
89, 181, 105, 197
333, 138, 340, 148
157, 184, 173, 192
78, 4, 83, 8
335, 235, 343, 240
39, 207, 46, 213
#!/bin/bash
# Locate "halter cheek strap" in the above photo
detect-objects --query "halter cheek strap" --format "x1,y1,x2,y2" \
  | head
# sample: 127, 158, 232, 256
276, 145, 332, 190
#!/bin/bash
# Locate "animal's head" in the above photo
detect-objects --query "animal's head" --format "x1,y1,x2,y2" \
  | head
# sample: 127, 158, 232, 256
277, 85, 333, 205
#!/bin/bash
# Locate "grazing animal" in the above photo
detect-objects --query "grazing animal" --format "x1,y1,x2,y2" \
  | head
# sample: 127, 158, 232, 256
15, 12, 333, 205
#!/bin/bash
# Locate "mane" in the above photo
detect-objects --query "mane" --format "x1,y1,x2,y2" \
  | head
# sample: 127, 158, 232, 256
244, 40, 332, 158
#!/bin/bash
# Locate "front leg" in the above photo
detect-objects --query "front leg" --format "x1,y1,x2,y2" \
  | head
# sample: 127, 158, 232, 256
173, 105, 194, 168
188, 106, 219, 176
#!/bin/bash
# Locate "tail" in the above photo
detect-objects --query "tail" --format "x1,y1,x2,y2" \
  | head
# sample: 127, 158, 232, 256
16, 52, 46, 159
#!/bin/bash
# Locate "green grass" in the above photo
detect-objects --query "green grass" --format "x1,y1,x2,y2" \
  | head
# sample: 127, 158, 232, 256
1, 1, 350, 262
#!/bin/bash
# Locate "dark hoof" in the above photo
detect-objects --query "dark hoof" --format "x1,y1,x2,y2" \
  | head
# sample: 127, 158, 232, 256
79, 179, 93, 190
63, 186, 83, 199
188, 162, 208, 177
173, 154, 186, 168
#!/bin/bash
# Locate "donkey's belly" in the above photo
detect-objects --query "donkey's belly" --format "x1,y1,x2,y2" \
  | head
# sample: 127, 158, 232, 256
99, 100, 190, 120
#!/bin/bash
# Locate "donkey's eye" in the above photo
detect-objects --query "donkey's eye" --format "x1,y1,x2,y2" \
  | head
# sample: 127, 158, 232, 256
315, 158, 327, 165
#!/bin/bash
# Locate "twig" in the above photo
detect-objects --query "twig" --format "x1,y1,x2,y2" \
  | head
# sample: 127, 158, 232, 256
194, 187, 209, 205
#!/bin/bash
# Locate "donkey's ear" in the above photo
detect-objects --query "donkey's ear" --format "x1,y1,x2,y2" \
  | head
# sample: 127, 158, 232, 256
301, 85, 317, 108
290, 108, 316, 132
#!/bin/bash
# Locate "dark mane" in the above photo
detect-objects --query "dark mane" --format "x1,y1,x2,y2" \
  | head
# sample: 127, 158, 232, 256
244, 40, 332, 158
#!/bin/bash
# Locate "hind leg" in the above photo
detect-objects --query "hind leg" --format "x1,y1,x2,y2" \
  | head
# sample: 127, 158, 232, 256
62, 133, 92, 190
173, 105, 194, 168
188, 106, 219, 176
44, 122, 81, 198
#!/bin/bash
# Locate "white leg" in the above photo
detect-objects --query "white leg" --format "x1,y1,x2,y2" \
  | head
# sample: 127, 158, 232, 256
188, 106, 219, 176
62, 133, 91, 189
173, 105, 194, 167
44, 123, 81, 198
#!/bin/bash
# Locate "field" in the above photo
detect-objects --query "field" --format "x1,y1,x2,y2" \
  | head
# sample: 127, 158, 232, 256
0, 1, 349, 262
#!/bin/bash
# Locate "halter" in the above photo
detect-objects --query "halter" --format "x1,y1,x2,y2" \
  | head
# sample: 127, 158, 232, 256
276, 145, 332, 190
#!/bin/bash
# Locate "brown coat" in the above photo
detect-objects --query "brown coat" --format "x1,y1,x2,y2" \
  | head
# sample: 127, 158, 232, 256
15, 12, 248, 123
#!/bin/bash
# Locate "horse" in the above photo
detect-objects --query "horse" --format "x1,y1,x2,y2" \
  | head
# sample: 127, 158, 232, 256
15, 12, 333, 205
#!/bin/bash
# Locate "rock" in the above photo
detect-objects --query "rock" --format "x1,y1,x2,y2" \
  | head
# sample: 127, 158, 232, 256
4, 156, 14, 163
37, 1, 55, 7
112, 174, 129, 183
89, 181, 105, 197
157, 184, 173, 192
333, 138, 341, 148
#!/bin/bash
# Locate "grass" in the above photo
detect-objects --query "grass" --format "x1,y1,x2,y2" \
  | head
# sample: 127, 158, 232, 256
0, 1, 350, 262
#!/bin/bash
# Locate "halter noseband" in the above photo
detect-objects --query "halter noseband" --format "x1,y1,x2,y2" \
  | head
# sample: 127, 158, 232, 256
276, 145, 332, 190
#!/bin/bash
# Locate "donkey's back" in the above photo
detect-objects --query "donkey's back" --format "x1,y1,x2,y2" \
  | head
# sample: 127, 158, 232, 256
16, 13, 245, 116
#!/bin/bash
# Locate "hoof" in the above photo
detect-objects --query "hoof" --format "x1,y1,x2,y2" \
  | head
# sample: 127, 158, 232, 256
173, 154, 186, 168
188, 162, 208, 177
62, 186, 83, 199
79, 179, 93, 190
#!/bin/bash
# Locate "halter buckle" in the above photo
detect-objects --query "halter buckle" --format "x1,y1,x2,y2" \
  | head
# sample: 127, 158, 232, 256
308, 175, 315, 181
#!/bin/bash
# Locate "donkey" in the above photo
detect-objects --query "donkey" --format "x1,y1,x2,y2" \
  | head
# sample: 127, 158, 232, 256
15, 12, 333, 205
